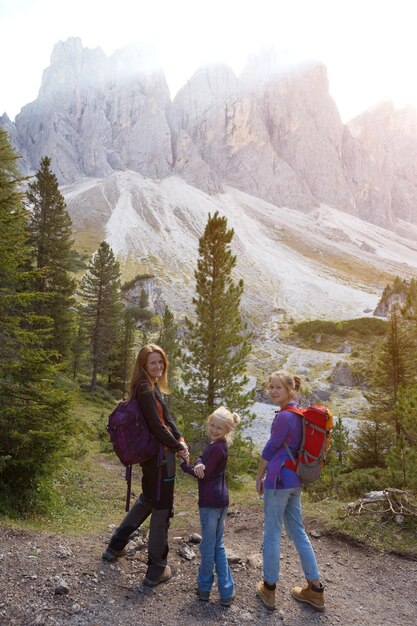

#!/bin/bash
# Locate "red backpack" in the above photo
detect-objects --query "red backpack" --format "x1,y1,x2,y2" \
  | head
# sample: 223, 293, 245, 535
282, 405, 333, 484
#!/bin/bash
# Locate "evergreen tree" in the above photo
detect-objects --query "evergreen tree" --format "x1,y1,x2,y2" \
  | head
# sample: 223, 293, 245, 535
350, 411, 393, 469
108, 308, 136, 395
26, 156, 76, 359
0, 130, 72, 511
377, 305, 415, 438
70, 309, 89, 380
386, 385, 417, 487
157, 305, 181, 389
78, 241, 121, 391
405, 277, 417, 315
331, 416, 350, 464
182, 211, 253, 421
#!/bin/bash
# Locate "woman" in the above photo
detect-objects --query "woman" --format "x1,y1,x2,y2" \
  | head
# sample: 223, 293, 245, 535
255, 370, 325, 611
102, 344, 188, 587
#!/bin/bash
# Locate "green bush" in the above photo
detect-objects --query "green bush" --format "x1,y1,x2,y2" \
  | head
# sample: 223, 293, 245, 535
306, 463, 392, 501
294, 318, 386, 340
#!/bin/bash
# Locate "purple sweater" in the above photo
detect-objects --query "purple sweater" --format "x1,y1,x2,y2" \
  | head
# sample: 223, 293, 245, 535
181, 438, 229, 508
262, 404, 303, 490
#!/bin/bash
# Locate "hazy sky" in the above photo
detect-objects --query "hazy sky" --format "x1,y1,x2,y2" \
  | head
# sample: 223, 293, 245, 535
1, 0, 417, 122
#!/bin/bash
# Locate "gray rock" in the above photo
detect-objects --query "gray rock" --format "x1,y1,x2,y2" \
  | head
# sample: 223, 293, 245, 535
246, 554, 262, 568
310, 530, 321, 538
54, 576, 69, 595
178, 544, 196, 560
188, 533, 202, 544
329, 361, 357, 387
56, 545, 73, 559
226, 550, 241, 564
312, 385, 332, 402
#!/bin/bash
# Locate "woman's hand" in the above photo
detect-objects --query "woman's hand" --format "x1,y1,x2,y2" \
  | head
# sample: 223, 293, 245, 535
194, 463, 205, 479
177, 442, 189, 463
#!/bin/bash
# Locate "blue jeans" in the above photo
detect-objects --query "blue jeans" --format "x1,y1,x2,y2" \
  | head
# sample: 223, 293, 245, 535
198, 507, 235, 600
263, 488, 320, 585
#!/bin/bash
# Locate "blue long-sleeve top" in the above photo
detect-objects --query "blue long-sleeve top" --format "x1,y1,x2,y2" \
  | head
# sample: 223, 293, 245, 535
262, 403, 303, 489
181, 438, 229, 508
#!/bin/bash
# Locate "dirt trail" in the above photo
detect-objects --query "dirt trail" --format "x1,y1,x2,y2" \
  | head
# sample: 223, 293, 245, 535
1, 494, 416, 626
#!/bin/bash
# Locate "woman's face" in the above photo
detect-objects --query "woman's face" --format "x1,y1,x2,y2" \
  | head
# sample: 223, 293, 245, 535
268, 375, 291, 407
145, 351, 165, 382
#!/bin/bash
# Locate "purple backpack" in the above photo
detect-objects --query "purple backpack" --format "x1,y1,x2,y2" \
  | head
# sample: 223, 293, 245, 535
107, 385, 162, 511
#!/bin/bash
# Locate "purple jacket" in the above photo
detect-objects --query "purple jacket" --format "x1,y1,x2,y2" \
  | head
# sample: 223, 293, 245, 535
262, 404, 303, 490
181, 438, 229, 508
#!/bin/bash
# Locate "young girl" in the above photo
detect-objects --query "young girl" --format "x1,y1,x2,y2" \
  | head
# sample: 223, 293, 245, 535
255, 371, 325, 612
180, 407, 240, 606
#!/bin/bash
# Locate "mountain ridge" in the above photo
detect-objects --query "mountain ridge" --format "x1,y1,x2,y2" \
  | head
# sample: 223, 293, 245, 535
2, 37, 417, 229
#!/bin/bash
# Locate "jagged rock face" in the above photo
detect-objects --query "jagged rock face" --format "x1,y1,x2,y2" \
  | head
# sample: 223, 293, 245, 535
12, 37, 173, 183
122, 275, 164, 316
348, 102, 417, 224
373, 291, 407, 317
240, 62, 353, 211
173, 62, 318, 210
2, 37, 417, 226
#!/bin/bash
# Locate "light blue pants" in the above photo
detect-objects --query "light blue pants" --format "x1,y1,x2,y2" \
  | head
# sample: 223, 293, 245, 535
263, 487, 320, 585
198, 507, 235, 601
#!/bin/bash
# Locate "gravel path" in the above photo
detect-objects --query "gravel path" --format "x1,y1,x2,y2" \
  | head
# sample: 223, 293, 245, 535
1, 497, 416, 626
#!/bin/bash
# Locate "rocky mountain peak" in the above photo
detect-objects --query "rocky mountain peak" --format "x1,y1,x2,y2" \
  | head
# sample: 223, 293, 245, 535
2, 38, 417, 227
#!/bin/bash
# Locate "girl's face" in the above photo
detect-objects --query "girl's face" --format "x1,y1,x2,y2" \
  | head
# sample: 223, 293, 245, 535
268, 375, 292, 407
145, 351, 165, 382
208, 417, 229, 442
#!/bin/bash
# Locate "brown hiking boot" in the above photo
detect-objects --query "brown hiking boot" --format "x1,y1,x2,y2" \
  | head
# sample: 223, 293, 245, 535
143, 565, 172, 587
256, 581, 276, 610
291, 581, 325, 612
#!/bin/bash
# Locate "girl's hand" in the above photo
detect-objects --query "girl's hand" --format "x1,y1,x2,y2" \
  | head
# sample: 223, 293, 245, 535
255, 478, 264, 496
194, 463, 205, 479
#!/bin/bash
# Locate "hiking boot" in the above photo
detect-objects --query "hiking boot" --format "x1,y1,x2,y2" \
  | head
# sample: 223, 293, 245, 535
291, 581, 325, 612
143, 565, 172, 587
197, 590, 210, 601
101, 547, 127, 562
220, 591, 235, 607
256, 581, 276, 610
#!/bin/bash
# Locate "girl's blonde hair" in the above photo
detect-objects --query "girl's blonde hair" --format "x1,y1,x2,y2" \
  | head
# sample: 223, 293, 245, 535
128, 343, 170, 395
208, 406, 241, 442
268, 370, 301, 400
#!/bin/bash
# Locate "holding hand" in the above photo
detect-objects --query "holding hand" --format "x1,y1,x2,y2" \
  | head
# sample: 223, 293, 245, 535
194, 463, 205, 479
177, 442, 189, 463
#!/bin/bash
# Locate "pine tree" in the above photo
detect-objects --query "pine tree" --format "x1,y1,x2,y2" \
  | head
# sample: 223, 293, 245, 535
377, 305, 415, 438
70, 309, 89, 380
386, 386, 417, 487
331, 416, 350, 464
107, 308, 136, 395
26, 156, 76, 359
78, 241, 122, 391
157, 305, 181, 389
182, 211, 253, 421
350, 410, 393, 469
0, 130, 72, 511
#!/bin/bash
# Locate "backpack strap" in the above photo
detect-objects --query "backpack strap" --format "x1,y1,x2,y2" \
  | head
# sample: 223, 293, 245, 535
280, 404, 304, 472
125, 465, 133, 512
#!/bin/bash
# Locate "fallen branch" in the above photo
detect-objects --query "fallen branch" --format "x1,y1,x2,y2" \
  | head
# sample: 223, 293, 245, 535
344, 488, 417, 519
